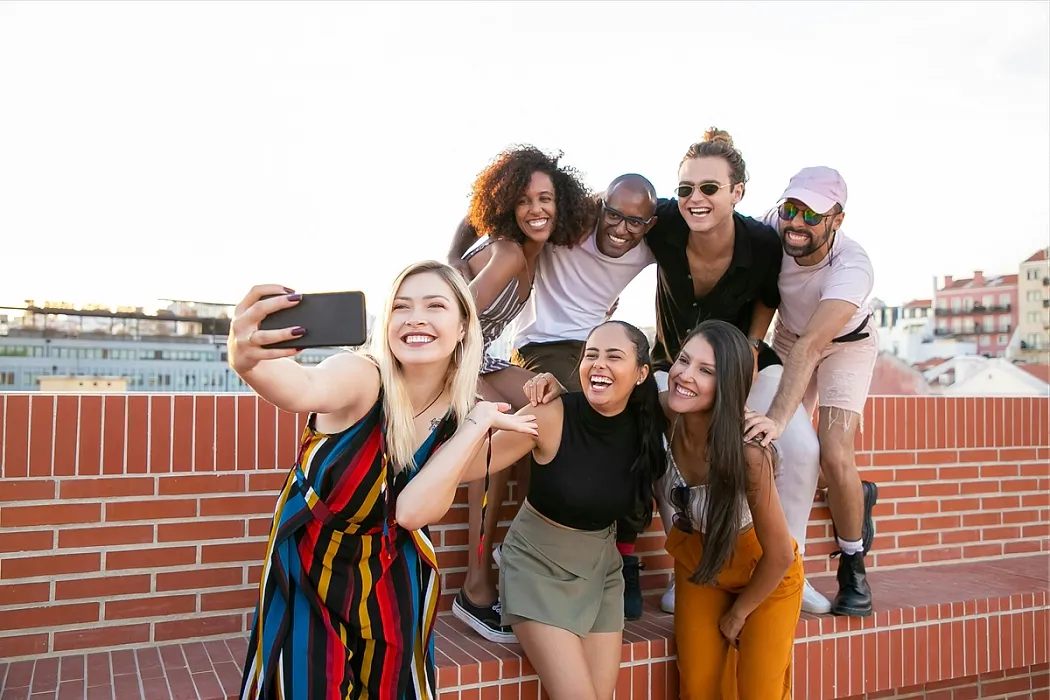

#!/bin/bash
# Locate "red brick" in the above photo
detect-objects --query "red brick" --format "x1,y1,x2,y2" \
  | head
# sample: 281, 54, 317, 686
53, 624, 150, 652
981, 464, 1020, 478
983, 496, 1022, 510
900, 532, 941, 548
125, 395, 149, 475
922, 515, 962, 530
919, 482, 960, 497
1023, 523, 1050, 539
940, 466, 980, 479
895, 467, 939, 481
917, 450, 959, 465
963, 512, 1001, 527
958, 448, 998, 463
157, 519, 245, 542
100, 396, 126, 475
53, 395, 79, 477
0, 502, 101, 527
199, 494, 276, 517
0, 479, 57, 501
157, 474, 245, 496
58, 524, 155, 549
237, 394, 258, 470
897, 500, 940, 515
1002, 478, 1041, 493
201, 588, 256, 612
105, 594, 195, 621
257, 401, 277, 470
1022, 493, 1050, 507
106, 546, 196, 571
0, 529, 53, 553
77, 395, 102, 476
3, 395, 30, 478
216, 395, 237, 471
2, 552, 100, 579
172, 395, 194, 472
921, 547, 963, 563
940, 498, 981, 513
0, 581, 50, 606
963, 543, 1003, 559
248, 517, 272, 537
105, 498, 197, 521
0, 633, 49, 659
28, 395, 54, 477
876, 551, 920, 567
157, 567, 244, 592
248, 472, 288, 492
0, 602, 98, 631
154, 614, 244, 642
194, 395, 216, 471
1021, 462, 1050, 477
55, 574, 152, 601
201, 541, 266, 564
941, 529, 981, 545
149, 395, 173, 473
59, 477, 155, 499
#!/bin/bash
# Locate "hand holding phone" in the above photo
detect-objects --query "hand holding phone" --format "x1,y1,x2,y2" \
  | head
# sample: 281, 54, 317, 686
227, 286, 368, 376
257, 291, 368, 349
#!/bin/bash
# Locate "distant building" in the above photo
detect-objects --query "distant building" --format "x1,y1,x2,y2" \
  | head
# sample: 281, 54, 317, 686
922, 356, 1049, 396
1009, 248, 1050, 364
39, 376, 127, 393
933, 271, 1018, 358
871, 298, 976, 365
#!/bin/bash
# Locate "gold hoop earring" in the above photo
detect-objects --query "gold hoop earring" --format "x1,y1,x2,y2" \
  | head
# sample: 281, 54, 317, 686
455, 341, 463, 366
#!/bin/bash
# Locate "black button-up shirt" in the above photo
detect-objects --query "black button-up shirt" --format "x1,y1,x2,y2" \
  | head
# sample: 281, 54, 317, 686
645, 199, 784, 372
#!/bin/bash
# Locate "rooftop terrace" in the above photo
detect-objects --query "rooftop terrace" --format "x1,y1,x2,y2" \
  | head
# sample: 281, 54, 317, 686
0, 393, 1047, 699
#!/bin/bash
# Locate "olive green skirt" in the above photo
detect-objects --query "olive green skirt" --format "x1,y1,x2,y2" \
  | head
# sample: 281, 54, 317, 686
499, 502, 624, 637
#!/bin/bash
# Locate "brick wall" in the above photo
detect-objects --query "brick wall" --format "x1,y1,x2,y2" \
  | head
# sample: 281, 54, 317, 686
1, 394, 1047, 661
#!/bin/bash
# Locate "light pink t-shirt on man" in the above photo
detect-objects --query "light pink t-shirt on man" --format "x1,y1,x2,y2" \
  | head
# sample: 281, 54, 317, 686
763, 210, 874, 337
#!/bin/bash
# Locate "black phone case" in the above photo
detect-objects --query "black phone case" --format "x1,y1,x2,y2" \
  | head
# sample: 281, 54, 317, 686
258, 291, 368, 349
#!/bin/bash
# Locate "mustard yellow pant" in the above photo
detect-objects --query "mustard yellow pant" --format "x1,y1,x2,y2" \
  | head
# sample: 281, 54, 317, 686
666, 524, 803, 699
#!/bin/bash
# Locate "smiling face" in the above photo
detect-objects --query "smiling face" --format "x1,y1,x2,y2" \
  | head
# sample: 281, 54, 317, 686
579, 322, 648, 414
386, 270, 465, 367
596, 184, 657, 258
666, 333, 718, 415
514, 171, 557, 244
676, 157, 742, 235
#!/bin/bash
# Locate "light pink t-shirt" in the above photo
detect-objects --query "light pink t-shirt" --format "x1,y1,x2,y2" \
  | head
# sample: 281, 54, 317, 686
763, 210, 874, 337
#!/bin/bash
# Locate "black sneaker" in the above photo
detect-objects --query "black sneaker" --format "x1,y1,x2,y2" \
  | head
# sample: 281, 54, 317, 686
830, 550, 873, 617
622, 554, 644, 621
451, 589, 517, 644
831, 480, 879, 555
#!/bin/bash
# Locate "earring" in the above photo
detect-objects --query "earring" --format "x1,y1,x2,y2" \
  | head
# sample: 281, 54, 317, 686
455, 341, 463, 365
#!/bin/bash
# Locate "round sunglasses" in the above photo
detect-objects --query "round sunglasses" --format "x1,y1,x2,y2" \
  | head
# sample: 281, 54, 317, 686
675, 181, 731, 198
777, 201, 835, 227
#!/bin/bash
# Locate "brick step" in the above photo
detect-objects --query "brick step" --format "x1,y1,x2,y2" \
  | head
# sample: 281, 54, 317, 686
1, 556, 1045, 700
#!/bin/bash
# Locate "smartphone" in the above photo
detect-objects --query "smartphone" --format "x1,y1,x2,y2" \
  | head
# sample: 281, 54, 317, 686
258, 291, 368, 349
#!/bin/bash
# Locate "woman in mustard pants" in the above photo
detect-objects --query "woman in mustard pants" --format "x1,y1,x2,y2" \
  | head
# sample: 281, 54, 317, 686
657, 320, 803, 699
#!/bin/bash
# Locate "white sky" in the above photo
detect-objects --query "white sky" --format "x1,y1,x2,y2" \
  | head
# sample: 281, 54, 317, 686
1, 0, 1047, 327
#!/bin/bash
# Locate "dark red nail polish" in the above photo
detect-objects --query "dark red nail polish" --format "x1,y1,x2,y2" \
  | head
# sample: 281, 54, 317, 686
292, 326, 306, 336
283, 287, 295, 293
287, 293, 302, 302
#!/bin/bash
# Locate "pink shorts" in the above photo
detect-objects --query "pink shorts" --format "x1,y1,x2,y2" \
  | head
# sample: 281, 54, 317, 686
772, 317, 878, 416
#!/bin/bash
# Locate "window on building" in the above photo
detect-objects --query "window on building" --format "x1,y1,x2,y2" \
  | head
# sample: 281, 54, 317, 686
952, 318, 963, 332
1029, 268, 1041, 280
1026, 333, 1042, 348
979, 335, 990, 346
963, 297, 973, 311
997, 335, 1008, 345
937, 298, 947, 310
999, 315, 1011, 331
1029, 312, 1040, 323
951, 298, 961, 311
1000, 294, 1011, 306
981, 295, 994, 308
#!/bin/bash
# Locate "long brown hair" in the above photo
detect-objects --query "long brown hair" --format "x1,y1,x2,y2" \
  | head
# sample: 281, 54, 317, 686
679, 320, 776, 584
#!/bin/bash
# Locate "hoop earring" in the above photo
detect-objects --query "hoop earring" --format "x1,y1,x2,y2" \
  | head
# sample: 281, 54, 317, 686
454, 341, 463, 366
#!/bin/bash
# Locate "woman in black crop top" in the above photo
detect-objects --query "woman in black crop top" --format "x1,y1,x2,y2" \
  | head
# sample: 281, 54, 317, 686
417, 320, 665, 700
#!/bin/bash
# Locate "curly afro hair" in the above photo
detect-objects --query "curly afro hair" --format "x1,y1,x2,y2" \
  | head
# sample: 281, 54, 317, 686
467, 145, 594, 247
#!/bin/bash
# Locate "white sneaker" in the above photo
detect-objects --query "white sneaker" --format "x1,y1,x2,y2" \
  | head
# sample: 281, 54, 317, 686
802, 579, 832, 614
492, 544, 502, 569
660, 580, 675, 614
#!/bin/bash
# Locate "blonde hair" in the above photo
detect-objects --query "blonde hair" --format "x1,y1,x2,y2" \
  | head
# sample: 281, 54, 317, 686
679, 126, 749, 197
368, 260, 483, 471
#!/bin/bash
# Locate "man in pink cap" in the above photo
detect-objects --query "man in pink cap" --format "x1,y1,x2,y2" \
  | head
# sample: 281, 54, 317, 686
747, 166, 879, 617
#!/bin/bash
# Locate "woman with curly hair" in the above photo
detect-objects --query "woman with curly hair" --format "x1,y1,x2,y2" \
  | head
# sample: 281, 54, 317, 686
451, 144, 595, 644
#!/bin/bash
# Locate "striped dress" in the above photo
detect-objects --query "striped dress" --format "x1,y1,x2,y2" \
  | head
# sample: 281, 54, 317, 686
240, 392, 454, 700
462, 236, 531, 374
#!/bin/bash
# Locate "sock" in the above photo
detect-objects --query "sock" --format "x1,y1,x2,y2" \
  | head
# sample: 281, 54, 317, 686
617, 542, 636, 557
837, 537, 863, 555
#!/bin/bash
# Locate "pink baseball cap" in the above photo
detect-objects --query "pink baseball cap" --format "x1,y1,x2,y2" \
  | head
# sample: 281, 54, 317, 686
779, 166, 847, 214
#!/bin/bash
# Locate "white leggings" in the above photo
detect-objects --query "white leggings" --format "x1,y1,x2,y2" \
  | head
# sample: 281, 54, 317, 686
654, 366, 821, 557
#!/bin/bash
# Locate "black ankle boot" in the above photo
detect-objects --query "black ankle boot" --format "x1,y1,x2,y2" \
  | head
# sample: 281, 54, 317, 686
831, 480, 879, 555
622, 554, 644, 621
830, 550, 872, 617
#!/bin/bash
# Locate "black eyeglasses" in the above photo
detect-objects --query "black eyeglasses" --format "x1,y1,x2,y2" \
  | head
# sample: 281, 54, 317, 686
601, 201, 655, 235
675, 181, 731, 199
778, 201, 835, 227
